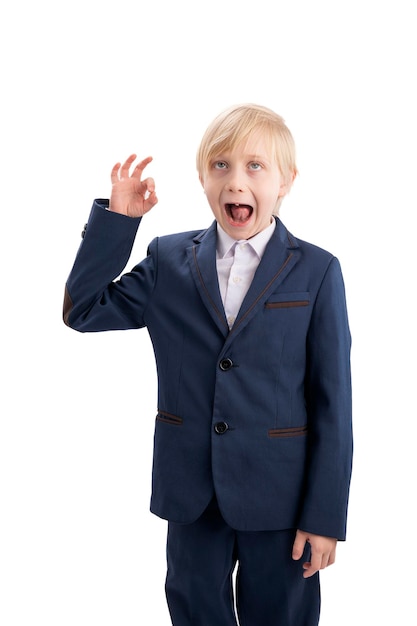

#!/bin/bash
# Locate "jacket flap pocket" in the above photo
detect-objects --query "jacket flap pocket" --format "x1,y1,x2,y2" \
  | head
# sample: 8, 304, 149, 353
268, 425, 308, 438
156, 410, 183, 425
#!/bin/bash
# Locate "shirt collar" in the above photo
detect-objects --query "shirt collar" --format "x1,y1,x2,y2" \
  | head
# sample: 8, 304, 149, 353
216, 219, 276, 259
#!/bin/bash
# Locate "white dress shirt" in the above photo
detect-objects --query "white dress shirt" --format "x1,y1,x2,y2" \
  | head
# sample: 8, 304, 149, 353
216, 220, 276, 328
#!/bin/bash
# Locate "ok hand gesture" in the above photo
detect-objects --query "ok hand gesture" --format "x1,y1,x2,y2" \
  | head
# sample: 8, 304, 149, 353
109, 154, 158, 218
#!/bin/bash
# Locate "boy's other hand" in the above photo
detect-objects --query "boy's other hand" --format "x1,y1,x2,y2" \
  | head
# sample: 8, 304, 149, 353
109, 154, 158, 217
292, 529, 337, 578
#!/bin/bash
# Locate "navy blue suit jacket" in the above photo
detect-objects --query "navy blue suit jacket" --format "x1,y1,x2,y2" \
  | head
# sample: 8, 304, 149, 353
64, 200, 353, 539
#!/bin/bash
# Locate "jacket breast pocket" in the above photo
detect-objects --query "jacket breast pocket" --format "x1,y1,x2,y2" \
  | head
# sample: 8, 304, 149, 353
264, 292, 310, 309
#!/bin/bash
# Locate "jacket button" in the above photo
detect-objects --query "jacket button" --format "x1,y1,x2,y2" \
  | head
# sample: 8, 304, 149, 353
81, 223, 88, 238
219, 358, 233, 371
214, 421, 229, 434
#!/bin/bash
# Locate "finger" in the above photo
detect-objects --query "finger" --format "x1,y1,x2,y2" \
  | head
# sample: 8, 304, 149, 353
302, 548, 323, 578
320, 549, 335, 569
292, 532, 306, 561
111, 162, 121, 185
141, 177, 156, 194
310, 551, 322, 575
301, 557, 321, 577
303, 550, 335, 578
144, 190, 158, 212
131, 155, 153, 179
119, 153, 138, 179
302, 560, 320, 578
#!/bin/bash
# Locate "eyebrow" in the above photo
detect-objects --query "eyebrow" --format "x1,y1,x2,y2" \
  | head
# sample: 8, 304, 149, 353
213, 153, 271, 163
245, 154, 269, 161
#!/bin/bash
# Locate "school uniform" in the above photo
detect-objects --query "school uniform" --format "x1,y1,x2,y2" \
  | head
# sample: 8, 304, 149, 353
64, 200, 352, 625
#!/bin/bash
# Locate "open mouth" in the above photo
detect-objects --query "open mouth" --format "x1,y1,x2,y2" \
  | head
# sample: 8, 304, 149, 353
225, 203, 253, 224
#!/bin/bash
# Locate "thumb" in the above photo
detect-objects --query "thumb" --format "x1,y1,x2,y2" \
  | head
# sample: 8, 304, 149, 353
292, 530, 307, 561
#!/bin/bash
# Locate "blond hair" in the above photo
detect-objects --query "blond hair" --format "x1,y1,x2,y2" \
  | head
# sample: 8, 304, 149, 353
196, 103, 297, 212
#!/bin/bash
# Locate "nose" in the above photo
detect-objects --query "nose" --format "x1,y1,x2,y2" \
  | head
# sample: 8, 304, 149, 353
225, 171, 246, 193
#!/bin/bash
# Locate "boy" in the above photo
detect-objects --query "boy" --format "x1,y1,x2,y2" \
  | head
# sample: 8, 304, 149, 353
63, 103, 352, 625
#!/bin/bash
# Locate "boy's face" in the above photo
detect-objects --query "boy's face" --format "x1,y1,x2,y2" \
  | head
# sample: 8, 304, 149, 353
200, 133, 290, 240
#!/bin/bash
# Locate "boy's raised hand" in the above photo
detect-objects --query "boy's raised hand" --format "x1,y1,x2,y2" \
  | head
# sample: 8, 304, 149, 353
109, 154, 158, 218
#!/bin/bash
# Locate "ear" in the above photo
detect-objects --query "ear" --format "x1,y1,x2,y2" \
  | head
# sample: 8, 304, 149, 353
278, 169, 297, 198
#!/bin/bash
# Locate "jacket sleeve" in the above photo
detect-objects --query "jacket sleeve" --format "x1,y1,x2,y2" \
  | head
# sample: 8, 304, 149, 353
63, 200, 156, 332
298, 256, 353, 540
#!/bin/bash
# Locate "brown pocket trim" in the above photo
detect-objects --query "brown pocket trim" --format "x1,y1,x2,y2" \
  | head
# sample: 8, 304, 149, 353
63, 286, 73, 326
156, 410, 183, 426
268, 425, 308, 438
265, 300, 309, 309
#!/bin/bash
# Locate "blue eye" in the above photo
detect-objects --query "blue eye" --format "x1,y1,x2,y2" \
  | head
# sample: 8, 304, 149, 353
214, 161, 227, 170
249, 162, 261, 170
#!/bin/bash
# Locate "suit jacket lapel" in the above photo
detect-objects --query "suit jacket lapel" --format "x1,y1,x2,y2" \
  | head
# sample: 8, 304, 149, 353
226, 218, 300, 343
187, 218, 301, 342
186, 221, 229, 337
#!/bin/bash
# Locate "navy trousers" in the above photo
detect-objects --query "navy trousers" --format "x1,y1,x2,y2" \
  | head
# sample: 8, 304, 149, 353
165, 498, 320, 626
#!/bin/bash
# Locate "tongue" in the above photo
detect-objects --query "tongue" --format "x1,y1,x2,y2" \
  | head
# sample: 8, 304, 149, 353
231, 206, 250, 222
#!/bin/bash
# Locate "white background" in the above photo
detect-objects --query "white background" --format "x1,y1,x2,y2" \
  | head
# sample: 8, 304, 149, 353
1, 1, 415, 624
